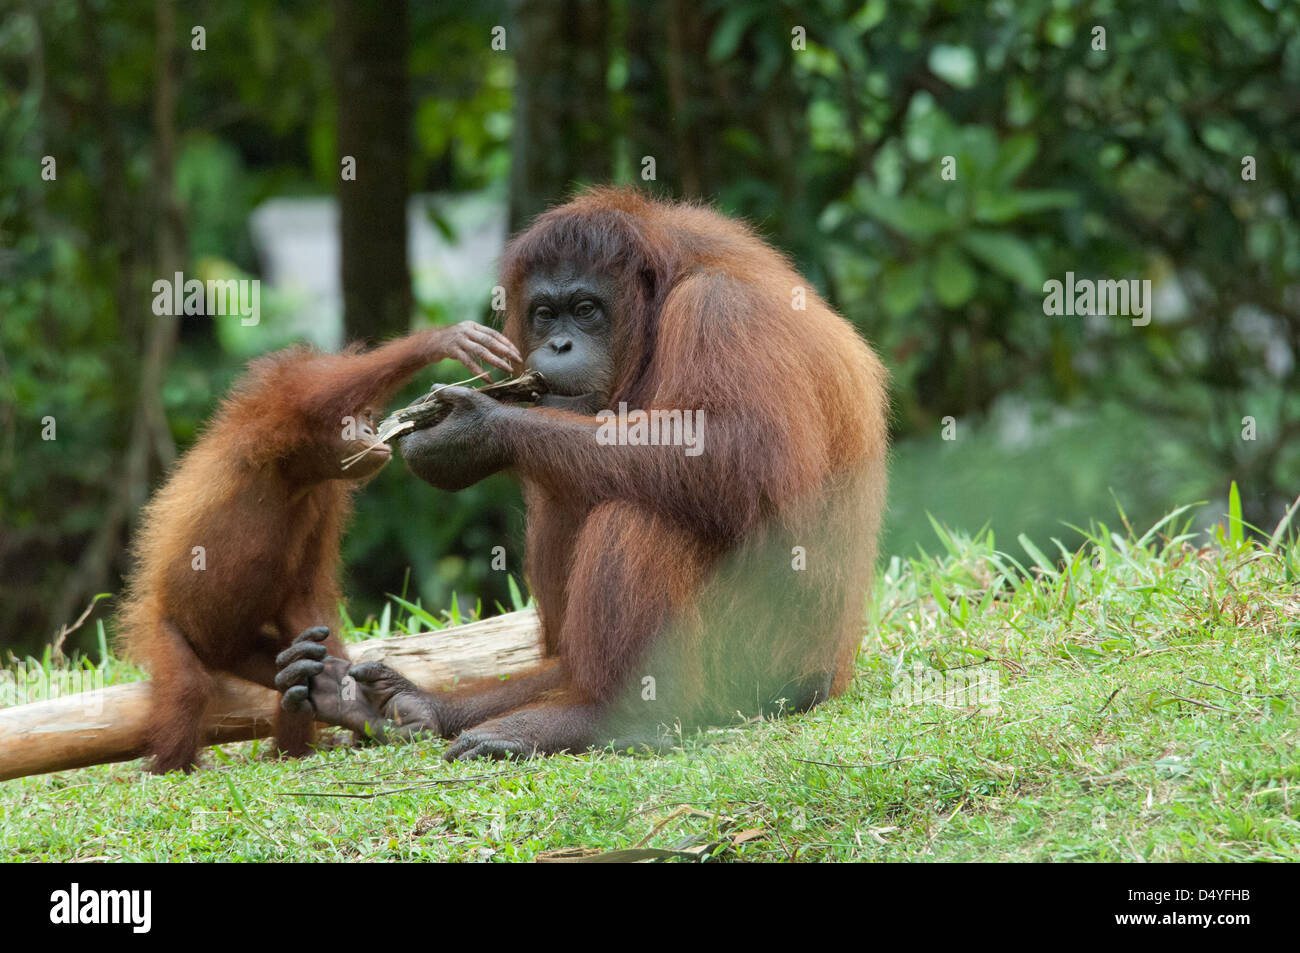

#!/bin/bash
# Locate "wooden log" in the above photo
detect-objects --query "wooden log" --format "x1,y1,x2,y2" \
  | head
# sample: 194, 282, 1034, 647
0, 608, 541, 782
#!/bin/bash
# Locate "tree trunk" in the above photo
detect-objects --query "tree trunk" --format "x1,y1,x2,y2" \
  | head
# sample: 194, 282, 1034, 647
0, 610, 542, 781
508, 0, 611, 231
335, 0, 413, 343
624, 0, 669, 189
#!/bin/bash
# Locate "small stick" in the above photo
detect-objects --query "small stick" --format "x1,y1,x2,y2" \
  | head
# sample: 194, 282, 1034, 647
340, 370, 548, 469
339, 372, 482, 470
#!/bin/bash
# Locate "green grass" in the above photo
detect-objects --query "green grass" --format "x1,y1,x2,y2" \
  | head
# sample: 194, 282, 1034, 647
2, 502, 1298, 862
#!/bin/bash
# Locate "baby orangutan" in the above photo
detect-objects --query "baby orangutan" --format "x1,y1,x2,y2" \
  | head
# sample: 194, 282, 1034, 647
117, 322, 519, 773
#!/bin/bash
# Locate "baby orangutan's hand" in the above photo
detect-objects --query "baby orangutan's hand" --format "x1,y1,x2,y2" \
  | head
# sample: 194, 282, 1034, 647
427, 322, 520, 380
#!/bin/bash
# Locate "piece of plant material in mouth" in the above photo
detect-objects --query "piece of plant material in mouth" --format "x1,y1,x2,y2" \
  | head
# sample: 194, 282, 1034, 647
340, 370, 548, 469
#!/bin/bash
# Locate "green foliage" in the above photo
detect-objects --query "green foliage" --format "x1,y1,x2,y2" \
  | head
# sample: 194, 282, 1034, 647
3, 0, 1297, 659
1228, 480, 1245, 548
772, 0, 1300, 523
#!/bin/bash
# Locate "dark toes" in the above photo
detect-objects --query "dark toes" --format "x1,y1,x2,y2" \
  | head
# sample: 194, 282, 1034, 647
274, 658, 324, 691
275, 640, 326, 667
281, 685, 313, 714
294, 625, 331, 644
443, 732, 531, 762
348, 661, 388, 683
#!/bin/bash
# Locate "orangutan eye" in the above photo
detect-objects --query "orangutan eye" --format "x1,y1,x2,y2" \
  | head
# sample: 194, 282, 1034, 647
533, 306, 553, 323
574, 300, 595, 318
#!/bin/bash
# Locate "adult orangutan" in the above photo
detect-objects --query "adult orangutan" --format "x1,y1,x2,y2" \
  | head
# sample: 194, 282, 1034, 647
276, 187, 889, 760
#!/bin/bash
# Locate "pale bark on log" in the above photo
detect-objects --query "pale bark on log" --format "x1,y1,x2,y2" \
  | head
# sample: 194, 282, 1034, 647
0, 609, 541, 782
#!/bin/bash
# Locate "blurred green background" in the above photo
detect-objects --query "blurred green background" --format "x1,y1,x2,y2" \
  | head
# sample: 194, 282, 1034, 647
1, 0, 1297, 657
